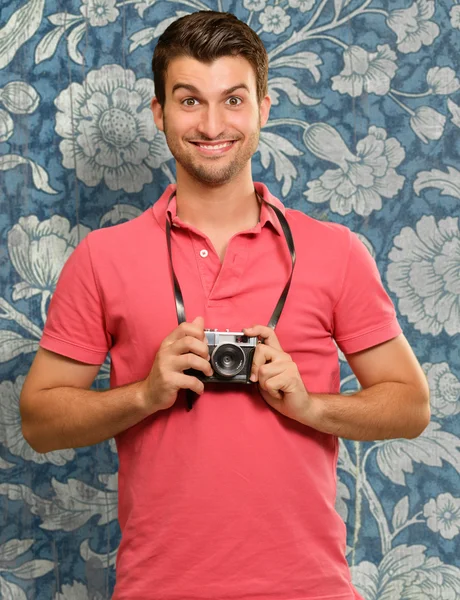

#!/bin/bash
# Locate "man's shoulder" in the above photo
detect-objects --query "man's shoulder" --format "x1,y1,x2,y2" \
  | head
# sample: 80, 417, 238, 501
286, 207, 351, 246
86, 206, 159, 247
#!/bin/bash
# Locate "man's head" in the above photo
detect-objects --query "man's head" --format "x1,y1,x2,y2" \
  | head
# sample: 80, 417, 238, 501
150, 11, 271, 186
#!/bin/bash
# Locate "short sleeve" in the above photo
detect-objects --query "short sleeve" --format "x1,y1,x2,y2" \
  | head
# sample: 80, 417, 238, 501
39, 235, 111, 364
333, 230, 402, 355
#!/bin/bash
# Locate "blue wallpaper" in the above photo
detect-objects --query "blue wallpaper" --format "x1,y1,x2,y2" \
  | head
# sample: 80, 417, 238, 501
1, 0, 459, 598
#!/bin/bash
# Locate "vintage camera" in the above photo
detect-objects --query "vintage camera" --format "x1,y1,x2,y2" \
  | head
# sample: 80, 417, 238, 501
187, 329, 258, 384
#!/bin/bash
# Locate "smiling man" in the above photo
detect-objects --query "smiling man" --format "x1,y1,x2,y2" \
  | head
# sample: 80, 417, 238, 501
20, 10, 430, 600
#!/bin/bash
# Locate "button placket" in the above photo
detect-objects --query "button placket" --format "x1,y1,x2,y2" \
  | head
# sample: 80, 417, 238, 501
208, 236, 250, 301
189, 233, 220, 298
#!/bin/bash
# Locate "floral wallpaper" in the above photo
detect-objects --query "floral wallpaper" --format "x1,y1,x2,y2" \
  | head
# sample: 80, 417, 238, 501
1, 0, 460, 598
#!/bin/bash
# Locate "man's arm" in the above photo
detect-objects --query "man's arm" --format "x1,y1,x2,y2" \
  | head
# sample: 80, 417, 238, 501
20, 348, 151, 453
245, 327, 430, 441
302, 334, 431, 440
21, 318, 211, 453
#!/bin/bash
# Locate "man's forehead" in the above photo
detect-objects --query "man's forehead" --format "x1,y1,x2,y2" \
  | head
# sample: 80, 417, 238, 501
165, 56, 257, 93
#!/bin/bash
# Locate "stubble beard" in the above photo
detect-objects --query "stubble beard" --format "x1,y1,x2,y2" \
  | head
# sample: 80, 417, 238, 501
163, 114, 261, 186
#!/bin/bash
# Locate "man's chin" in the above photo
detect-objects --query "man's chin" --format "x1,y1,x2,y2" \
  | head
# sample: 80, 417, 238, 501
181, 161, 244, 186
190, 171, 238, 186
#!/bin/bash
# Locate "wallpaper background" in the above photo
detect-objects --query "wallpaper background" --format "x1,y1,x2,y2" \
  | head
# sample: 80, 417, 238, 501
1, 0, 460, 598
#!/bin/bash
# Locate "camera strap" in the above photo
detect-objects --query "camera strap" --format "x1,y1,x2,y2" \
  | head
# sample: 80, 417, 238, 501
254, 190, 296, 330
165, 188, 296, 410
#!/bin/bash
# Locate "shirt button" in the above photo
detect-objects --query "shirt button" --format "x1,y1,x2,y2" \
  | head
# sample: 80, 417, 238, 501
199, 249, 208, 258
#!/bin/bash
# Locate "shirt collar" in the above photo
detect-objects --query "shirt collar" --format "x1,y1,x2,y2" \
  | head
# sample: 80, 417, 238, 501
152, 182, 285, 236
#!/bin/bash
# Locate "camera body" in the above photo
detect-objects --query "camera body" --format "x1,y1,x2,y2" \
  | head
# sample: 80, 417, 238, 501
187, 329, 257, 384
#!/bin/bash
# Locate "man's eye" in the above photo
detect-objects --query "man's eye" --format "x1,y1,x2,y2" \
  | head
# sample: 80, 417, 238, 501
182, 98, 198, 106
227, 97, 242, 106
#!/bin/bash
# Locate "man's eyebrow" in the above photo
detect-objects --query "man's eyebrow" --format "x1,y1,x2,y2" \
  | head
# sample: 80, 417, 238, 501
171, 83, 250, 95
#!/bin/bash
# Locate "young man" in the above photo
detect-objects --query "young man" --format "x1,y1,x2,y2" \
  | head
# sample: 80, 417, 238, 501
20, 11, 430, 600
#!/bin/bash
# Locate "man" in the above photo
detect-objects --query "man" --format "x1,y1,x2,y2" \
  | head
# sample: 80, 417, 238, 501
20, 10, 430, 600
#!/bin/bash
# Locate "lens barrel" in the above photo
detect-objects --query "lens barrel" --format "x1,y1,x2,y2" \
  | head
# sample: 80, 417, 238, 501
210, 343, 245, 378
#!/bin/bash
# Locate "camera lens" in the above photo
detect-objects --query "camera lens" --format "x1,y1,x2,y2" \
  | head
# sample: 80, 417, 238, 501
211, 343, 245, 378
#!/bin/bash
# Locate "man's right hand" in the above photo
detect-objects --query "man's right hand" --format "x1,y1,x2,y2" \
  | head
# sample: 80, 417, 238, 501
141, 316, 212, 414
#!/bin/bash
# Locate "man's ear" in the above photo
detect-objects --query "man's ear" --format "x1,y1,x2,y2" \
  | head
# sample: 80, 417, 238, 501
151, 97, 164, 132
259, 94, 271, 128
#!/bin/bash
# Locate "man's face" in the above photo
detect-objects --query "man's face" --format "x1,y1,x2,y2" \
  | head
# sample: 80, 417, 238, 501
151, 55, 270, 185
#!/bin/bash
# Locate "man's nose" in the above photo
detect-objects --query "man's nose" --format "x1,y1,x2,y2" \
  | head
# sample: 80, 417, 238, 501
196, 105, 226, 140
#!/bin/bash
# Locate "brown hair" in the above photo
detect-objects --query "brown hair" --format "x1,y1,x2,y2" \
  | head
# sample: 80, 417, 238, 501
152, 11, 268, 108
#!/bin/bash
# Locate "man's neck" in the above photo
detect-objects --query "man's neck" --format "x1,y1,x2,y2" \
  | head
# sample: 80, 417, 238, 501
174, 167, 261, 233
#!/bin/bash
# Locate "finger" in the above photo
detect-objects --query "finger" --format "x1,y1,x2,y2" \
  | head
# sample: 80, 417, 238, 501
259, 372, 286, 401
258, 362, 290, 391
250, 344, 284, 381
243, 325, 283, 350
175, 353, 213, 377
258, 361, 290, 384
175, 373, 205, 395
173, 336, 210, 360
191, 316, 207, 341
165, 317, 206, 345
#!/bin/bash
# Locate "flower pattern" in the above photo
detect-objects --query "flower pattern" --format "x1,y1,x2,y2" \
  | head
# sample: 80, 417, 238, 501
386, 0, 439, 54
0, 108, 13, 142
426, 66, 460, 95
80, 0, 119, 27
243, 0, 267, 11
304, 126, 405, 216
259, 6, 291, 34
0, 81, 39, 114
410, 106, 446, 143
424, 362, 460, 419
288, 0, 315, 12
447, 99, 460, 128
331, 45, 398, 97
351, 545, 460, 600
0, 82, 39, 142
387, 216, 460, 336
450, 6, 460, 29
7, 215, 90, 300
55, 581, 90, 599
423, 493, 460, 539
54, 64, 171, 193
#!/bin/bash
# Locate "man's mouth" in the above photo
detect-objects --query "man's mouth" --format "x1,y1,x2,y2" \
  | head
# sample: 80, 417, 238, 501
188, 140, 237, 154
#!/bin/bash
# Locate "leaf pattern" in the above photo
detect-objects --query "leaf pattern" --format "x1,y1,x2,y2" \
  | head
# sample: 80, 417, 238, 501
0, 330, 39, 363
268, 76, 320, 106
0, 576, 27, 600
414, 166, 460, 199
351, 544, 460, 600
376, 422, 460, 486
0, 155, 58, 194
0, 0, 45, 69
269, 51, 322, 80
257, 131, 302, 196
0, 478, 117, 531
391, 496, 409, 531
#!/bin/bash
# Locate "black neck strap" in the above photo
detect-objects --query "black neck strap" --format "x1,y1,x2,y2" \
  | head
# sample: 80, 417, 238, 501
165, 188, 296, 410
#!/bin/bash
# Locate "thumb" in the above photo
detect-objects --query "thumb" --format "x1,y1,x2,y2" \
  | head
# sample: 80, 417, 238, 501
191, 316, 206, 341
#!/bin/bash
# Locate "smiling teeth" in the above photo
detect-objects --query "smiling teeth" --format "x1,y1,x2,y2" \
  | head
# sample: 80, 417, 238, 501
197, 142, 233, 150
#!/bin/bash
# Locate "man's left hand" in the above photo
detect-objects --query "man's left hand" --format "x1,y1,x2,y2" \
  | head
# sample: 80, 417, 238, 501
243, 325, 312, 423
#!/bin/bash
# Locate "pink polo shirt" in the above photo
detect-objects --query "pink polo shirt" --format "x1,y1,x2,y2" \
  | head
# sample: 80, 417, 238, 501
40, 182, 401, 600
